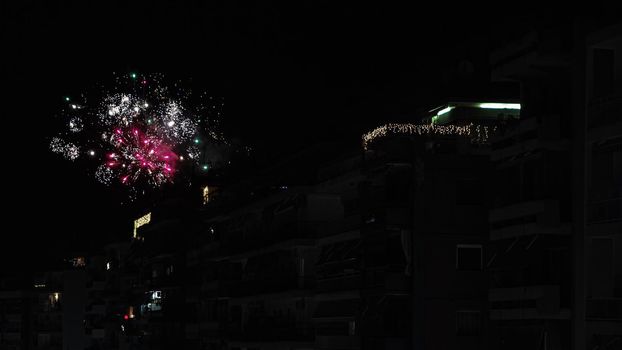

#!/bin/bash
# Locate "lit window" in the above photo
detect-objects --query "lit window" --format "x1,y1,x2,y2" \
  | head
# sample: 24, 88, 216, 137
72, 257, 86, 267
202, 186, 210, 205
144, 291, 163, 312
48, 292, 61, 310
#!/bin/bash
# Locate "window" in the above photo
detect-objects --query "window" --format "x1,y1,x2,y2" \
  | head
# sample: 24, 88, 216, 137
591, 138, 622, 199
144, 291, 163, 312
589, 138, 622, 223
37, 333, 51, 347
593, 48, 615, 98
456, 310, 481, 336
202, 185, 210, 205
348, 320, 356, 336
298, 258, 305, 277
71, 257, 85, 267
522, 159, 540, 201
589, 238, 614, 298
48, 293, 61, 311
386, 167, 411, 204
456, 244, 482, 271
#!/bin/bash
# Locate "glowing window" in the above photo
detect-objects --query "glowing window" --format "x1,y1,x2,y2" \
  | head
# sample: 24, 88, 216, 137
72, 257, 86, 267
202, 186, 210, 205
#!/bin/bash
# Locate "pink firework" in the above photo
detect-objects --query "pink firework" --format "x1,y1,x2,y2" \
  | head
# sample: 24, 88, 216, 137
106, 127, 178, 186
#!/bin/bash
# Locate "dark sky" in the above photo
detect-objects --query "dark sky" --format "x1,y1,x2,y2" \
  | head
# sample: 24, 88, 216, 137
2, 2, 599, 268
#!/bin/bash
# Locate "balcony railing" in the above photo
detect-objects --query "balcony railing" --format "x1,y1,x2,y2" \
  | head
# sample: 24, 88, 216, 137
225, 276, 312, 297
220, 221, 333, 255
316, 272, 362, 292
228, 321, 313, 342
586, 298, 622, 320
588, 90, 622, 129
588, 197, 622, 224
489, 199, 566, 240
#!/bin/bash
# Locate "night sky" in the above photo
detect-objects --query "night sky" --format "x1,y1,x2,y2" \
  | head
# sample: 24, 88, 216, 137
2, 2, 594, 268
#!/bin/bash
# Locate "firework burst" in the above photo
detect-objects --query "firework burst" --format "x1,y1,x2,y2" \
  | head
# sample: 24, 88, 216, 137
50, 72, 229, 196
106, 128, 178, 186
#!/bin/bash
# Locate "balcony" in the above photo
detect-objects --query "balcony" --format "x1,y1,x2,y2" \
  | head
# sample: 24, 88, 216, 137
316, 273, 362, 293
316, 335, 361, 349
588, 89, 622, 130
91, 329, 105, 339
588, 197, 622, 225
363, 188, 410, 211
85, 304, 106, 315
586, 298, 622, 321
220, 221, 332, 258
364, 268, 409, 292
228, 320, 314, 342
225, 276, 313, 298
489, 199, 568, 240
200, 280, 229, 299
33, 321, 62, 332
87, 281, 106, 291
489, 285, 571, 320
185, 323, 199, 340
490, 117, 568, 162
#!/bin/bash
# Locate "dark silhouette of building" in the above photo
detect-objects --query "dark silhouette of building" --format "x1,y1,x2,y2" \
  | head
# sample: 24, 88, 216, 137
0, 261, 86, 350
575, 22, 622, 350
484, 19, 622, 350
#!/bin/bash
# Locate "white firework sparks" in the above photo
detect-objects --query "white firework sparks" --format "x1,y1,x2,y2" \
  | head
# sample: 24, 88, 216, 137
50, 137, 80, 160
101, 93, 147, 127
95, 164, 114, 185
68, 117, 83, 132
152, 101, 198, 142
186, 145, 201, 163
50, 72, 235, 196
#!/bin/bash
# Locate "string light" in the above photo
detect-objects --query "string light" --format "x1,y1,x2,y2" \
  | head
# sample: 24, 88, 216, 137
362, 122, 495, 150
133, 212, 151, 238
50, 137, 80, 160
